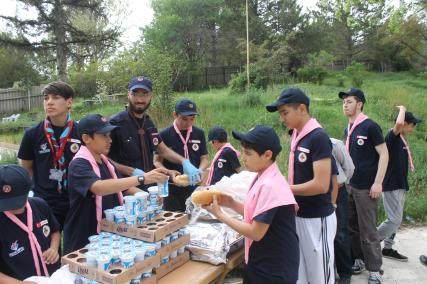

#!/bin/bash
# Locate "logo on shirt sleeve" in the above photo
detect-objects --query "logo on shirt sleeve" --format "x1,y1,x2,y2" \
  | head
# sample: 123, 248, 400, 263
192, 143, 199, 151
70, 143, 80, 153
42, 225, 51, 237
357, 138, 364, 146
9, 240, 25, 257
298, 152, 307, 163
151, 133, 160, 146
217, 161, 223, 168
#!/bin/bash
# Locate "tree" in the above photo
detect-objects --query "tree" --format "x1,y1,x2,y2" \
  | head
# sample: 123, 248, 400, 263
0, 44, 41, 88
0, 0, 122, 81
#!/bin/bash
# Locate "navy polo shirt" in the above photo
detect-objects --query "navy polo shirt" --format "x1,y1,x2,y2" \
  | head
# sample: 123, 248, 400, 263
248, 205, 299, 282
383, 130, 409, 191
17, 121, 80, 226
0, 197, 60, 280
293, 128, 334, 218
346, 119, 384, 189
63, 158, 122, 254
159, 125, 208, 194
109, 111, 162, 173
211, 147, 241, 185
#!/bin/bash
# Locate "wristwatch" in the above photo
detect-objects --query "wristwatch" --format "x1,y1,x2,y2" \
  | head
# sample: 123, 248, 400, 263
137, 175, 145, 185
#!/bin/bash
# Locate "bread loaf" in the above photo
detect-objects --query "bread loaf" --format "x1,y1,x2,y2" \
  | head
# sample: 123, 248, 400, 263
173, 174, 190, 186
191, 190, 222, 205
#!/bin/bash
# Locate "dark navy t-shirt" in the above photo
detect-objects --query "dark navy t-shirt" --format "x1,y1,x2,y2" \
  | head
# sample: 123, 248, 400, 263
159, 125, 208, 194
17, 121, 80, 223
346, 119, 384, 189
211, 147, 241, 185
383, 130, 409, 191
293, 128, 334, 218
248, 205, 299, 282
0, 197, 60, 280
109, 111, 162, 173
63, 158, 122, 254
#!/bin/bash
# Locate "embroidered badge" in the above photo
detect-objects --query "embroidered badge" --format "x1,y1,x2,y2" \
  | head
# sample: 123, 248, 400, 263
42, 225, 50, 237
70, 143, 80, 153
9, 240, 24, 257
298, 152, 307, 163
357, 138, 364, 146
153, 137, 159, 146
2, 185, 12, 193
218, 161, 223, 168
192, 143, 199, 151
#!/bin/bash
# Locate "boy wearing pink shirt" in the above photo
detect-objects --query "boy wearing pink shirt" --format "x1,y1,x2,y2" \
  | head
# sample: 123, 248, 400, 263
204, 125, 299, 284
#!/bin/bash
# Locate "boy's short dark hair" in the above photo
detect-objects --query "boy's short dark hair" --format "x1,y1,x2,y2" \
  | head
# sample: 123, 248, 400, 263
42, 81, 75, 100
241, 141, 278, 161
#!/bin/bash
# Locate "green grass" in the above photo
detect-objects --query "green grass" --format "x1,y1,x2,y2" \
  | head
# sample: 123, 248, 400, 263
0, 72, 426, 222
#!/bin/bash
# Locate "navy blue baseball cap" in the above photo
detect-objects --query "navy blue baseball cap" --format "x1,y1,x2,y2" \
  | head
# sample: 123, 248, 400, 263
175, 99, 198, 116
266, 87, 310, 112
404, 112, 422, 125
0, 165, 32, 211
78, 114, 117, 135
128, 76, 153, 92
232, 125, 282, 156
338, 88, 366, 103
208, 126, 227, 142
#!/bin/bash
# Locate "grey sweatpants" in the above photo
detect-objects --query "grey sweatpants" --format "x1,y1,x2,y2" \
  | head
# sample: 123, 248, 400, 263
348, 185, 382, 272
377, 189, 406, 249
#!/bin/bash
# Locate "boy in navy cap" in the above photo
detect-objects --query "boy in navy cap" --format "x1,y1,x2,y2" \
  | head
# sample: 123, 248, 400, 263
154, 99, 209, 211
0, 164, 61, 282
109, 76, 201, 190
339, 88, 388, 284
267, 87, 336, 284
63, 114, 168, 253
205, 126, 241, 185
378, 106, 422, 261
204, 125, 299, 284
18, 81, 80, 230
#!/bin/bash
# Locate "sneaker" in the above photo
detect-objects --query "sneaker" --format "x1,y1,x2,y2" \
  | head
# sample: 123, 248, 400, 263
368, 271, 382, 284
382, 248, 408, 262
352, 258, 365, 275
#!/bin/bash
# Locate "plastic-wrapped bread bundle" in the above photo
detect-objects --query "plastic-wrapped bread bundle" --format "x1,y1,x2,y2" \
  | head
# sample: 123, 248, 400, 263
185, 222, 240, 265
185, 171, 256, 220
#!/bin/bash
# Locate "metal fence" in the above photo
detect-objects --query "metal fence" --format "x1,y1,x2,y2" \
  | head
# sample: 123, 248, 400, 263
0, 85, 44, 115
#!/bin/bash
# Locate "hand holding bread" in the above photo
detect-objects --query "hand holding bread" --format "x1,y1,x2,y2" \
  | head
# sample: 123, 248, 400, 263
191, 189, 223, 205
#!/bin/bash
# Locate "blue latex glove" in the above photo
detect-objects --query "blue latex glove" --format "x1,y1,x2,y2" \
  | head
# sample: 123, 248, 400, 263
132, 168, 145, 176
181, 160, 202, 186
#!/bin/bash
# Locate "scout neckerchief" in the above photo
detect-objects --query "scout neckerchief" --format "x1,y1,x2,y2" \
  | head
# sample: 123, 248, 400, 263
4, 201, 50, 277
43, 113, 74, 193
129, 111, 151, 171
173, 120, 192, 159
400, 135, 415, 172
243, 162, 297, 263
288, 118, 322, 185
73, 145, 124, 233
206, 143, 241, 186
345, 112, 368, 152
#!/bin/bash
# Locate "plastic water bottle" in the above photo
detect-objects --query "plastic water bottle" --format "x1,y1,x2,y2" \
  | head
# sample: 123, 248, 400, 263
158, 180, 169, 197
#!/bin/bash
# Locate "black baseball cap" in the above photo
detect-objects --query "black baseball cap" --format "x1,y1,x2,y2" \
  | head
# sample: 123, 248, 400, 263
128, 76, 153, 92
404, 112, 422, 125
232, 125, 282, 156
0, 165, 32, 212
208, 126, 227, 142
266, 87, 310, 112
338, 88, 366, 103
175, 99, 198, 116
78, 114, 117, 135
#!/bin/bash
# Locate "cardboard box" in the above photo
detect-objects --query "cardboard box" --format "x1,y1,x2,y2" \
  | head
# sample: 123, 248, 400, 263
157, 234, 190, 259
101, 211, 189, 242
155, 251, 190, 279
62, 248, 160, 284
